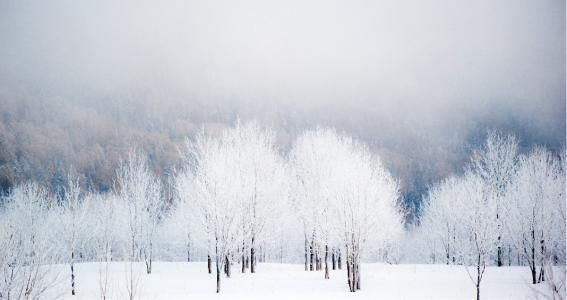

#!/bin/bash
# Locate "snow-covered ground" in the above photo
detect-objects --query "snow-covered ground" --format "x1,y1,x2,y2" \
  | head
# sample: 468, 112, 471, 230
47, 262, 551, 299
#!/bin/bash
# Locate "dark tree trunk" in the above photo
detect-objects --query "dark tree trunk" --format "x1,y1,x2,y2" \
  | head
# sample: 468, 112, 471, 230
338, 249, 342, 270
309, 241, 314, 271
531, 229, 536, 284
324, 244, 329, 279
497, 237, 502, 267
216, 262, 221, 293
476, 253, 481, 300
497, 211, 502, 267
346, 259, 352, 291
225, 256, 231, 277
241, 241, 246, 273
71, 250, 75, 296
332, 248, 336, 270
145, 242, 152, 274
208, 255, 212, 274
251, 236, 256, 273
538, 239, 545, 282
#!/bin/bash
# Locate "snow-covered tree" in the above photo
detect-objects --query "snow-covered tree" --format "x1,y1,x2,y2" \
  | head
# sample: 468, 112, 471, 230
115, 152, 163, 274
506, 147, 565, 284
0, 183, 60, 300
330, 135, 402, 292
89, 193, 121, 300
291, 128, 401, 289
58, 174, 90, 296
186, 130, 244, 292
420, 176, 466, 265
455, 173, 498, 300
225, 121, 284, 274
289, 128, 340, 276
471, 130, 518, 267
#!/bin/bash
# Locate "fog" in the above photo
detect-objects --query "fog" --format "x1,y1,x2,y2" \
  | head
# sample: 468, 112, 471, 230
0, 0, 564, 215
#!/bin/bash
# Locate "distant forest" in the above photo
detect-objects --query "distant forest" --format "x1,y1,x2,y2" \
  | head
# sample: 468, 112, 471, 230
0, 89, 564, 222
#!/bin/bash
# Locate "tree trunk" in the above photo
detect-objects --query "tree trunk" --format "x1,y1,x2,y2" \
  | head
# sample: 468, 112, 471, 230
338, 249, 342, 270
225, 256, 231, 278
356, 262, 360, 290
242, 241, 246, 273
251, 236, 256, 273
208, 255, 212, 274
531, 263, 537, 285
476, 253, 481, 300
531, 229, 536, 284
215, 236, 221, 293
332, 248, 336, 270
145, 242, 152, 274
71, 250, 76, 296
309, 241, 314, 271
324, 244, 329, 279
497, 236, 502, 267
304, 237, 309, 271
538, 239, 545, 282
216, 262, 221, 293
347, 260, 352, 291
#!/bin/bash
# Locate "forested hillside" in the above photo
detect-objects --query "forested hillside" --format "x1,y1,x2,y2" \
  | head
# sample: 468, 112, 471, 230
0, 92, 563, 221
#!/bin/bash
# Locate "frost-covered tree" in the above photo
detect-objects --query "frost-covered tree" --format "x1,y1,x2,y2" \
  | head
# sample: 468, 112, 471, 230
0, 183, 60, 300
420, 176, 467, 265
186, 130, 244, 292
182, 121, 285, 291
507, 147, 566, 284
330, 135, 402, 292
225, 122, 284, 274
290, 128, 401, 288
455, 173, 498, 300
289, 128, 340, 277
58, 175, 90, 296
115, 152, 163, 274
89, 193, 121, 300
471, 130, 518, 267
